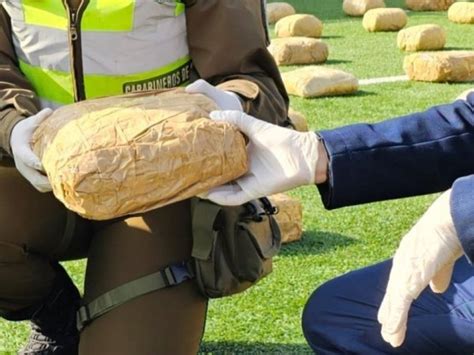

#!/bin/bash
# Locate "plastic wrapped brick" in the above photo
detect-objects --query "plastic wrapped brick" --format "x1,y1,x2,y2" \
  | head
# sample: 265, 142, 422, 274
32, 89, 248, 220
266, 2, 296, 24
397, 24, 446, 51
406, 0, 455, 11
448, 2, 474, 24
268, 37, 329, 65
269, 193, 303, 244
363, 8, 407, 32
282, 66, 359, 98
404, 51, 474, 82
275, 14, 323, 38
343, 0, 386, 16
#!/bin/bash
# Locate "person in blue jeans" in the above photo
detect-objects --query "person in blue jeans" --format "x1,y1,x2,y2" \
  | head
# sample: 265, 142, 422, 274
204, 91, 474, 354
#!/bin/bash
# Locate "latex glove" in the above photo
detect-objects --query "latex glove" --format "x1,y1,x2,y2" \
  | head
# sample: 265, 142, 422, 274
10, 108, 52, 192
185, 79, 243, 111
377, 190, 463, 348
204, 110, 322, 206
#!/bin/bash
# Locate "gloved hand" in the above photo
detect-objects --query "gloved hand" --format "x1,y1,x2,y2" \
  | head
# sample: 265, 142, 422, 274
10, 108, 53, 192
204, 110, 325, 206
378, 189, 463, 348
185, 79, 243, 111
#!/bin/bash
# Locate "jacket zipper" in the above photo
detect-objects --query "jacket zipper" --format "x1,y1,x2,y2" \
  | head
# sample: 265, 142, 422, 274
64, 0, 87, 102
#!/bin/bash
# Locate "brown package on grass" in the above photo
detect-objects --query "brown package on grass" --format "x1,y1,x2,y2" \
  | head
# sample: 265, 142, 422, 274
397, 24, 446, 51
266, 2, 296, 24
343, 0, 386, 17
269, 193, 303, 244
406, 0, 455, 11
448, 2, 474, 24
33, 89, 248, 220
288, 108, 309, 132
275, 14, 323, 38
363, 8, 408, 32
282, 66, 359, 98
268, 37, 329, 66
404, 51, 474, 82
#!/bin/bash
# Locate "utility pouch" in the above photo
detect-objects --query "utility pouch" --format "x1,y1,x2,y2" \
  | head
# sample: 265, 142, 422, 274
191, 197, 281, 298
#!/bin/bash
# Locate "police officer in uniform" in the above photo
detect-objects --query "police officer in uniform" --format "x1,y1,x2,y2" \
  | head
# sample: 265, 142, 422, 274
0, 0, 288, 354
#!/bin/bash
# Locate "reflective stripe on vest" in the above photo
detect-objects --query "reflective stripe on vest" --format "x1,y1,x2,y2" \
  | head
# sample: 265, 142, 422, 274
2, 0, 191, 107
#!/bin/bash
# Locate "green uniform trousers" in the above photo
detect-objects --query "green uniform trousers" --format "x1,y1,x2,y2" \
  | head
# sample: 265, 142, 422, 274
0, 162, 207, 354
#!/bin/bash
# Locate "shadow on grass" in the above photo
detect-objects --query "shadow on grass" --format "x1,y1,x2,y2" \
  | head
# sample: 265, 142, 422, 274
300, 89, 376, 101
406, 10, 450, 18
444, 46, 474, 51
280, 230, 357, 257
321, 35, 345, 39
199, 341, 312, 354
325, 58, 352, 65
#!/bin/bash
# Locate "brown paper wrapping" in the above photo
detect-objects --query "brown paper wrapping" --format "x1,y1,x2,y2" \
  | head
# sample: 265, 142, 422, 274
404, 51, 474, 82
406, 0, 455, 11
275, 14, 323, 38
33, 89, 248, 220
448, 2, 474, 24
282, 66, 359, 98
288, 108, 309, 132
269, 193, 303, 244
343, 0, 386, 17
266, 2, 296, 24
363, 8, 407, 32
268, 37, 329, 66
397, 24, 446, 52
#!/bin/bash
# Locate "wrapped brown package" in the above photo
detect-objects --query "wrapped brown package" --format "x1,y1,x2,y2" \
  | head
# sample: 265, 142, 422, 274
343, 0, 386, 16
288, 108, 309, 132
397, 24, 446, 51
32, 89, 248, 220
406, 0, 455, 11
362, 8, 408, 32
282, 66, 359, 98
268, 37, 329, 65
269, 193, 303, 244
275, 14, 323, 38
404, 51, 474, 82
266, 2, 296, 24
457, 88, 474, 100
448, 2, 474, 24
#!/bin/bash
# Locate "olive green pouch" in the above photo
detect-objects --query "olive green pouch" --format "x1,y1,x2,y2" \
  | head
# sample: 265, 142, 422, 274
191, 197, 281, 298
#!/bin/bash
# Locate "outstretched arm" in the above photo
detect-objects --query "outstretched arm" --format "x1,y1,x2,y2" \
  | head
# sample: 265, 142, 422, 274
318, 93, 474, 209
205, 93, 474, 207
0, 7, 41, 158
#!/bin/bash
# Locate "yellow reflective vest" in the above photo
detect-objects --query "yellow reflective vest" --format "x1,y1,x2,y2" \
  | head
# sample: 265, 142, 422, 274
2, 0, 191, 108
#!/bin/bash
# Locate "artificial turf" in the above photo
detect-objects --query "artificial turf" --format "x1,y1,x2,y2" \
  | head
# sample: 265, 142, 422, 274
1, 0, 473, 353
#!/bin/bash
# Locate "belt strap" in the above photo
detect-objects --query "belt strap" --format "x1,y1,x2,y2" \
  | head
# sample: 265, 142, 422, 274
76, 261, 195, 331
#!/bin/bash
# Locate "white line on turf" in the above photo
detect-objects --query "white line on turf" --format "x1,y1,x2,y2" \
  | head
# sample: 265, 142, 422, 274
359, 75, 409, 86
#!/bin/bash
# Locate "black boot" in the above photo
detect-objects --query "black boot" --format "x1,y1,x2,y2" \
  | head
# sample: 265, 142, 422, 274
18, 263, 81, 355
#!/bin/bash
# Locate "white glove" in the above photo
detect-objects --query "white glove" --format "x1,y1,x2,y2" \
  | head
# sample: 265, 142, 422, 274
377, 190, 463, 348
185, 79, 243, 111
204, 110, 321, 206
10, 108, 52, 192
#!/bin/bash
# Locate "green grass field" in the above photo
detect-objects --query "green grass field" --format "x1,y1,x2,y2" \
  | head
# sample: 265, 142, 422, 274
1, 1, 473, 353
